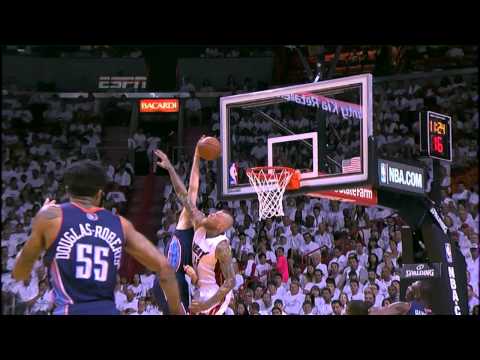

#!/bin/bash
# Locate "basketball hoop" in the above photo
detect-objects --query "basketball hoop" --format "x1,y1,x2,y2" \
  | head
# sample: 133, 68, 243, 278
246, 166, 300, 220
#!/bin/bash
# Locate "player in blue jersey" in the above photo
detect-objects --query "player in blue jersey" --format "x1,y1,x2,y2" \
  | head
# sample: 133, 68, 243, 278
366, 280, 433, 315
152, 137, 203, 314
13, 160, 184, 315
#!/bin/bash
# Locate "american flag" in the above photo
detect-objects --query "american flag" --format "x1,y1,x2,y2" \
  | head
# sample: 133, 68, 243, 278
342, 157, 361, 173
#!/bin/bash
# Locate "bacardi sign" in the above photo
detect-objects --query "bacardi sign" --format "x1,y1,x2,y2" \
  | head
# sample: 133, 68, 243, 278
139, 99, 179, 113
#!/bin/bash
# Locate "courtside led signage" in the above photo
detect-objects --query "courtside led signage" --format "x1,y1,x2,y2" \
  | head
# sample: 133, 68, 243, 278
140, 99, 179, 113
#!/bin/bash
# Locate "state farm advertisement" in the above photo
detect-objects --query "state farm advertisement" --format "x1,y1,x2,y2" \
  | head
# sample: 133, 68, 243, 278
307, 185, 378, 206
139, 99, 179, 113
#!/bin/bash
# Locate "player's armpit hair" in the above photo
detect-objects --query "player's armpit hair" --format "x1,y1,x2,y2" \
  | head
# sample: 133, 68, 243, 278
37, 206, 61, 221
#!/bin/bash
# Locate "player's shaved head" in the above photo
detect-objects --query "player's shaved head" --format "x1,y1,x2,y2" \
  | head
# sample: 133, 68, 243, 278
204, 209, 234, 236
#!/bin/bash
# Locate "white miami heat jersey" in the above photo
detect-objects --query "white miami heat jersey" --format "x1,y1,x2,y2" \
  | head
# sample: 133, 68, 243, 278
191, 227, 233, 315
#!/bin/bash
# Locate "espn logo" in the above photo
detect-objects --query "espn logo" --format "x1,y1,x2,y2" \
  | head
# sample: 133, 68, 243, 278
98, 76, 147, 90
139, 99, 179, 113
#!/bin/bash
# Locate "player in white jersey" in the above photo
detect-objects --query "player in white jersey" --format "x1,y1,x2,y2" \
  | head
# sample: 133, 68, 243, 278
155, 147, 235, 315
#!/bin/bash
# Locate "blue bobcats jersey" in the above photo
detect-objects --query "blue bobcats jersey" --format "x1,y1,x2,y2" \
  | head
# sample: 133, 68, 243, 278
153, 228, 193, 314
44, 202, 125, 315
407, 300, 430, 315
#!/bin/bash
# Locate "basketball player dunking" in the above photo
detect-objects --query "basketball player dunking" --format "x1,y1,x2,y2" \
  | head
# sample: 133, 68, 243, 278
12, 160, 184, 315
152, 137, 203, 314
154, 148, 236, 315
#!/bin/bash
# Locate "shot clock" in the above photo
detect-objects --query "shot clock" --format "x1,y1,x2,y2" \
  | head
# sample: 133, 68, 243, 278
419, 111, 452, 162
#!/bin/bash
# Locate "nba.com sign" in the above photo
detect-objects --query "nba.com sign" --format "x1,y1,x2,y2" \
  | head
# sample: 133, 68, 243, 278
378, 159, 426, 195
139, 99, 179, 113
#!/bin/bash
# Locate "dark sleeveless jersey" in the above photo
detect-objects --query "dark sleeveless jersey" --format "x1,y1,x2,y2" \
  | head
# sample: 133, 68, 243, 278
407, 300, 431, 315
44, 202, 125, 315
153, 227, 193, 314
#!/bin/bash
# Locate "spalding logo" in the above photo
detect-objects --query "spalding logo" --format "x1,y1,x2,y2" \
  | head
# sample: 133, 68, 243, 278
86, 213, 98, 221
416, 264, 425, 271
167, 236, 182, 272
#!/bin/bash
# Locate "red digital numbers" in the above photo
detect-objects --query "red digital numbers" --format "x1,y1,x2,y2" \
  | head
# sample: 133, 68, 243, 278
424, 112, 452, 161
432, 135, 444, 154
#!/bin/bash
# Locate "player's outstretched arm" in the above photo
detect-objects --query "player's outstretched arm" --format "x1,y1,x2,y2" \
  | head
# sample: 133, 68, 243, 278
13, 199, 59, 281
369, 302, 411, 315
154, 149, 205, 229
177, 136, 204, 230
121, 217, 184, 315
189, 240, 235, 314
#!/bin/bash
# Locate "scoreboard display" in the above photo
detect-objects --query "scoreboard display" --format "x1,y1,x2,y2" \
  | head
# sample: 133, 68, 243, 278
420, 111, 452, 162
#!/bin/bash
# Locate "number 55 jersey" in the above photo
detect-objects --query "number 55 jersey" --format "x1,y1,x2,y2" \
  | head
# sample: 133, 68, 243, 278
44, 202, 125, 315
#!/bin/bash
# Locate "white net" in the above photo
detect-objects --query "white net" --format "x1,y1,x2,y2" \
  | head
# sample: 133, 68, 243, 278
246, 167, 294, 220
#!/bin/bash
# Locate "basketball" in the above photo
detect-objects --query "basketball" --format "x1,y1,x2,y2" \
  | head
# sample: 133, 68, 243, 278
198, 137, 221, 160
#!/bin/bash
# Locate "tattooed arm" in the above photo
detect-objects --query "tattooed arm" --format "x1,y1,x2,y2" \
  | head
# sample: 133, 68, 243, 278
154, 149, 205, 230
177, 136, 204, 230
189, 240, 235, 314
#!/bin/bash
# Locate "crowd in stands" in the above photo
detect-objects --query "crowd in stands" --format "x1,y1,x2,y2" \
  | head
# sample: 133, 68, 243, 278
141, 72, 478, 315
1, 93, 135, 314
1, 66, 478, 316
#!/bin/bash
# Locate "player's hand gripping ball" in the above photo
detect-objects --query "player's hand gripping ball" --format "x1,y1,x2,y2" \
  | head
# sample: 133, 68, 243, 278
197, 137, 221, 161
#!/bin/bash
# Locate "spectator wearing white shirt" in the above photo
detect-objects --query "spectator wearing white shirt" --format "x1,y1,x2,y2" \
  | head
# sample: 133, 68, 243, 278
140, 271, 155, 292
3, 178, 21, 200
452, 183, 469, 202
114, 282, 127, 311
363, 288, 377, 309
304, 269, 326, 293
289, 223, 304, 252
130, 298, 149, 315
327, 261, 343, 288
114, 166, 132, 192
300, 300, 316, 315
348, 280, 364, 301
14, 277, 39, 314
466, 245, 479, 288
341, 255, 368, 288
378, 267, 395, 298
283, 280, 305, 315
29, 280, 54, 315
325, 277, 341, 301
467, 285, 479, 314
2, 161, 17, 183
255, 254, 272, 286
327, 201, 345, 231
27, 169, 44, 189
316, 288, 334, 315
330, 247, 347, 272
272, 273, 288, 300
300, 233, 320, 258
106, 184, 127, 209
314, 222, 333, 249
259, 291, 275, 315
120, 289, 139, 314
7, 224, 29, 256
